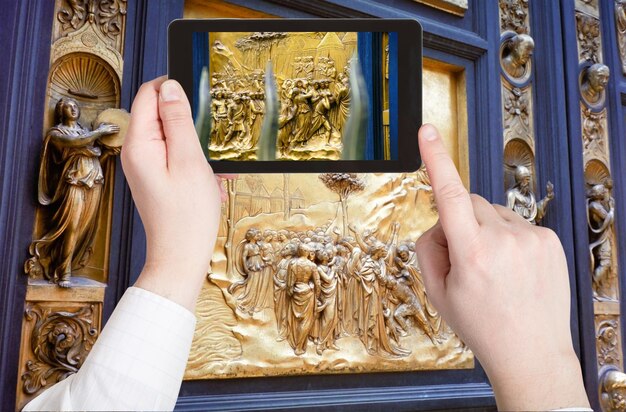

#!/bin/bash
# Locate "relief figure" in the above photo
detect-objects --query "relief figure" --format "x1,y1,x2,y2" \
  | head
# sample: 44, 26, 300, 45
224, 93, 252, 149
228, 228, 273, 314
313, 246, 340, 355
249, 90, 266, 148
587, 182, 617, 301
505, 166, 554, 225
26, 98, 119, 287
354, 241, 410, 358
581, 63, 610, 105
210, 89, 229, 148
274, 242, 296, 340
393, 244, 443, 338
286, 243, 321, 355
502, 33, 534, 79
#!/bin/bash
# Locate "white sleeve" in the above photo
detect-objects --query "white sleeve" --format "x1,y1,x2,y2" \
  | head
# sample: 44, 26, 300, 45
22, 286, 197, 411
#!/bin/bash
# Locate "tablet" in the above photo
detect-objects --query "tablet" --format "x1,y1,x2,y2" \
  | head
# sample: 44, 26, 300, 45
168, 18, 422, 173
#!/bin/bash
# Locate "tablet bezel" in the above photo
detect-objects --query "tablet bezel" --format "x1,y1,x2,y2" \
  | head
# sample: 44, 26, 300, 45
168, 18, 422, 173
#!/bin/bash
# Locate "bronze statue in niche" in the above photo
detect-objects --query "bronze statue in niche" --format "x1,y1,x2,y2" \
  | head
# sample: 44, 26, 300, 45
505, 166, 554, 225
24, 98, 120, 287
501, 33, 534, 80
581, 63, 610, 106
587, 181, 617, 301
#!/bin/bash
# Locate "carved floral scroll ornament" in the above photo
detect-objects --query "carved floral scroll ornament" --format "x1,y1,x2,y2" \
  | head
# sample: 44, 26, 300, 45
582, 107, 607, 157
576, 12, 601, 63
503, 86, 531, 141
57, 0, 127, 43
598, 320, 621, 367
499, 0, 529, 34
21, 304, 98, 394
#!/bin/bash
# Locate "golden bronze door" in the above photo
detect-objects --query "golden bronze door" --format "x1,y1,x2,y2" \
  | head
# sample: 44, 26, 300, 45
1, 1, 626, 411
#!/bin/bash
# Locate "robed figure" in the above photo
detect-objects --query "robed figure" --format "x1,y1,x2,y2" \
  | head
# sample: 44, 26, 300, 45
26, 98, 119, 287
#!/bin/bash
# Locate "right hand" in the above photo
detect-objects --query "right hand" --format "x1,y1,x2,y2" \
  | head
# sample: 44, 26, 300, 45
414, 124, 589, 410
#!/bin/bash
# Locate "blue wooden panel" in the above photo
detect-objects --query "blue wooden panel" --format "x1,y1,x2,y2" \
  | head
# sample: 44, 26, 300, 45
389, 31, 399, 160
0, 2, 55, 409
529, 0, 585, 394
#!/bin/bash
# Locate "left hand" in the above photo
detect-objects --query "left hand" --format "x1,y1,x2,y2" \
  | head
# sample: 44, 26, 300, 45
121, 77, 231, 311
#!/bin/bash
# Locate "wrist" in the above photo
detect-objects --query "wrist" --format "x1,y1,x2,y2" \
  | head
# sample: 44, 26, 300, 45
485, 348, 589, 410
134, 262, 207, 313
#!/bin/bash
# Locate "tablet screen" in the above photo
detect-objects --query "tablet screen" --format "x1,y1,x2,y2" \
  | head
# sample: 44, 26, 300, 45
191, 31, 397, 162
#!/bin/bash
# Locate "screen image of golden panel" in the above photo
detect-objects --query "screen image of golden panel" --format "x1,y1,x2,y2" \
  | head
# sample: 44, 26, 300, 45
184, 59, 472, 380
193, 31, 395, 161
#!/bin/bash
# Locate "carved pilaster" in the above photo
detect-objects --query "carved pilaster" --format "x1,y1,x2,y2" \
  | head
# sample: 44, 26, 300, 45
571, 2, 625, 409
616, 0, 626, 75
498, 1, 554, 223
17, 0, 127, 409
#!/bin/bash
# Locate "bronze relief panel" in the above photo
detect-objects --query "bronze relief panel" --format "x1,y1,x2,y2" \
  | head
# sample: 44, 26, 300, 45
186, 45, 471, 379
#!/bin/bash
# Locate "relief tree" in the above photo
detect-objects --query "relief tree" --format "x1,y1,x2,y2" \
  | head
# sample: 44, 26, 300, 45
319, 173, 365, 236
225, 177, 238, 276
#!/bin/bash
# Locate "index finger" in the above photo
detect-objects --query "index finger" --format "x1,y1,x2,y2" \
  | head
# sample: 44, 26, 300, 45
418, 124, 479, 244
126, 76, 167, 147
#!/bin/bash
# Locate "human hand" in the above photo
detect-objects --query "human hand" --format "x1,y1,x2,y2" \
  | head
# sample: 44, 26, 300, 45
414, 124, 589, 410
121, 77, 228, 312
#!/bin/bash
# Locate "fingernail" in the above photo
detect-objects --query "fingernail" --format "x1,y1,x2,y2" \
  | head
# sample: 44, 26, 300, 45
160, 80, 181, 102
422, 126, 438, 141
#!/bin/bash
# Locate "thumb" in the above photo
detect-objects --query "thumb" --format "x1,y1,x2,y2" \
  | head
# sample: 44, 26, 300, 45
158, 80, 205, 170
415, 221, 449, 312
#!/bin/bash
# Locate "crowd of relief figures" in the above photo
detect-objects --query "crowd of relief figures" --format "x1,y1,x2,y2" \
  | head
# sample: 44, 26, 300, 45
229, 222, 446, 358
208, 32, 360, 160
185, 172, 472, 380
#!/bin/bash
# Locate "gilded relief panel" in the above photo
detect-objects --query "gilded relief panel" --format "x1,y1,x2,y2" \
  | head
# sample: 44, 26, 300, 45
207, 31, 357, 161
184, 57, 472, 380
